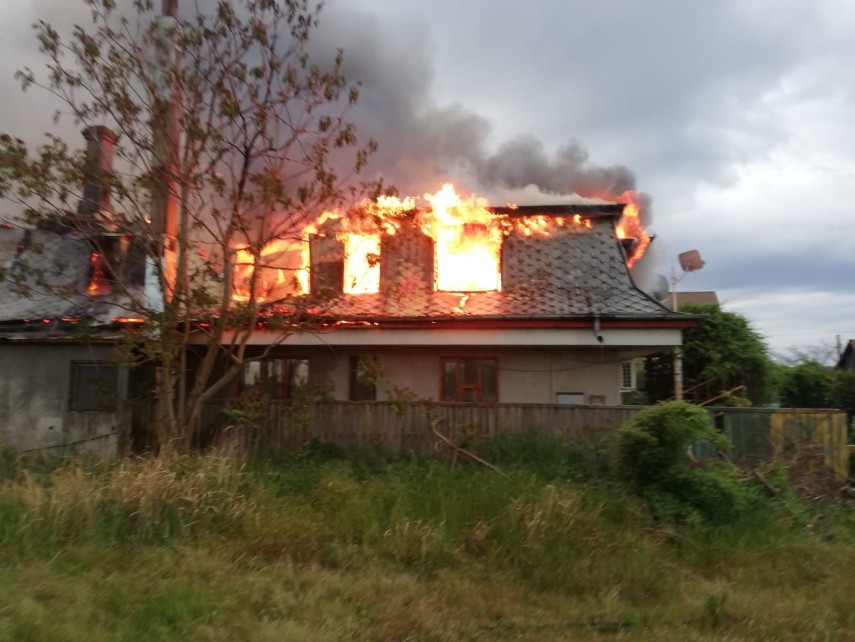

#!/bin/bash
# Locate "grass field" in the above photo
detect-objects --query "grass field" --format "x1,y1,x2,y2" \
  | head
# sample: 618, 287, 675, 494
0, 438, 854, 641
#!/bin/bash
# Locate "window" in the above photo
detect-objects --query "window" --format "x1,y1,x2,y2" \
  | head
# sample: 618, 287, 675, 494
556, 392, 585, 405
621, 360, 636, 391
349, 356, 378, 401
69, 361, 119, 411
243, 358, 309, 400
440, 357, 498, 402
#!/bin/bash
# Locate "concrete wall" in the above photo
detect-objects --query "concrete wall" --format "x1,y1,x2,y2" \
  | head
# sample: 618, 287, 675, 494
0, 344, 127, 457
302, 345, 634, 405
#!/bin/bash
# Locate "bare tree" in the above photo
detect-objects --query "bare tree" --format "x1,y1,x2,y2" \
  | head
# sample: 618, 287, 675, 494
0, 0, 380, 451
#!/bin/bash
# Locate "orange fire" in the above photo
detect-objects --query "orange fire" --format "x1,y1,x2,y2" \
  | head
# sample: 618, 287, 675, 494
87, 252, 110, 295
343, 233, 381, 294
417, 184, 504, 292
229, 183, 651, 302
231, 238, 305, 303
614, 190, 650, 268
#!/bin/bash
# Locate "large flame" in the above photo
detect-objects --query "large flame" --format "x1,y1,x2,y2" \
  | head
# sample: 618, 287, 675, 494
231, 238, 305, 303
229, 183, 651, 302
614, 190, 650, 268
417, 184, 504, 292
343, 233, 381, 294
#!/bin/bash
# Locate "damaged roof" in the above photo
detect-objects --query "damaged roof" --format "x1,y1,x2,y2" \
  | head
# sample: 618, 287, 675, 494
1, 204, 688, 338
0, 226, 143, 338
313, 211, 684, 323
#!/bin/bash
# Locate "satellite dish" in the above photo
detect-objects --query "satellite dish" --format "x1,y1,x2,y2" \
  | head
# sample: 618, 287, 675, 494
678, 250, 705, 273
651, 274, 669, 302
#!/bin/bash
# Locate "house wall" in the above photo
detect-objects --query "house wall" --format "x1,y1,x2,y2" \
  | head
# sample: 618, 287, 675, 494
307, 346, 629, 405
0, 344, 127, 457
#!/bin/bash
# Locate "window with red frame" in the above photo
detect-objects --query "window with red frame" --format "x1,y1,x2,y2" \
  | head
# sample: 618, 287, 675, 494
242, 358, 309, 400
440, 357, 498, 402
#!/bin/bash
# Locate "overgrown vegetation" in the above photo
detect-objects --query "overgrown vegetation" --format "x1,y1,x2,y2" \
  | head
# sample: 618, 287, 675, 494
777, 361, 855, 420
1, 418, 855, 640
645, 303, 775, 405
616, 401, 768, 526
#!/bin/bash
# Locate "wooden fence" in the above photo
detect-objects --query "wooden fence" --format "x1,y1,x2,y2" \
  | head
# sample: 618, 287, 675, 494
216, 402, 639, 456
213, 402, 849, 479
708, 407, 849, 480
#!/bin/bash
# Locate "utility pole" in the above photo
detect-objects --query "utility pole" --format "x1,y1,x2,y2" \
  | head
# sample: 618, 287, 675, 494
671, 266, 683, 400
671, 250, 705, 402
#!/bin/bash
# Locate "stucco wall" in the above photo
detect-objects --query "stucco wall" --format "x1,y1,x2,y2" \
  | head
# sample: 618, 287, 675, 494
0, 344, 127, 457
307, 346, 629, 405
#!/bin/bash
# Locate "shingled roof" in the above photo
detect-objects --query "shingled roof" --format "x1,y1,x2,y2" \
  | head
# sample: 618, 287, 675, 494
314, 205, 684, 323
1, 203, 687, 335
0, 226, 143, 337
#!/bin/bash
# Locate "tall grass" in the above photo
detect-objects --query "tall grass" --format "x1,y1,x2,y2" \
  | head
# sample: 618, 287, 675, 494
0, 439, 850, 595
1, 441, 855, 639
0, 452, 254, 550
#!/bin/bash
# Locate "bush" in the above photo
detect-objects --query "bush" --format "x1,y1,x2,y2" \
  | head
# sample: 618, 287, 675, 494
615, 401, 764, 526
616, 401, 726, 487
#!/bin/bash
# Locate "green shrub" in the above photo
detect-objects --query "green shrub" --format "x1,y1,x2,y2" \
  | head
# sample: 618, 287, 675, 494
643, 463, 766, 526
616, 401, 726, 487
615, 401, 766, 526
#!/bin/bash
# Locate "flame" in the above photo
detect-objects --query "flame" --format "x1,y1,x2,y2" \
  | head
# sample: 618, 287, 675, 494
614, 191, 650, 268
232, 238, 305, 303
228, 183, 651, 302
343, 233, 381, 294
87, 252, 110, 295
417, 184, 504, 292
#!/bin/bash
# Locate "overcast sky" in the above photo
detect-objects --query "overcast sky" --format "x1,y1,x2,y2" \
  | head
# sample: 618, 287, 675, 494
2, 0, 855, 359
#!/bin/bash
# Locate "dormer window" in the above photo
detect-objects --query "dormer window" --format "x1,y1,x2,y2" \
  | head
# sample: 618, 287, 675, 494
432, 222, 502, 292
343, 233, 380, 294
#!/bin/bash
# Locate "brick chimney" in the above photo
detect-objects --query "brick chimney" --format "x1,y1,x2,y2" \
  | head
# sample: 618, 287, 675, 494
78, 125, 119, 226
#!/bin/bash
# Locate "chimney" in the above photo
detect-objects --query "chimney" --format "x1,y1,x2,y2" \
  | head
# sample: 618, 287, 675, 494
78, 125, 119, 226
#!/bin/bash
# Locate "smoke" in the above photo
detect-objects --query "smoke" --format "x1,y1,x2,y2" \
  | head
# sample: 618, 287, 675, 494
476, 136, 636, 198
314, 2, 643, 209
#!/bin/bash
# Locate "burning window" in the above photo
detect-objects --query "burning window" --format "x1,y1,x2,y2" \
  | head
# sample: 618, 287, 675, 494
69, 361, 119, 412
418, 185, 503, 292
440, 357, 498, 402
343, 234, 380, 294
242, 358, 309, 400
232, 240, 306, 303
87, 251, 111, 296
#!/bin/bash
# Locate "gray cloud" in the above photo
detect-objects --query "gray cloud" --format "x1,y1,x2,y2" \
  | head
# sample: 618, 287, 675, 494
312, 1, 642, 203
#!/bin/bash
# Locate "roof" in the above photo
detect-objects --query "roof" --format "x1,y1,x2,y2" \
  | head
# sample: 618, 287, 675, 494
836, 340, 855, 370
1, 204, 691, 338
673, 291, 719, 309
312, 210, 686, 323
0, 226, 142, 339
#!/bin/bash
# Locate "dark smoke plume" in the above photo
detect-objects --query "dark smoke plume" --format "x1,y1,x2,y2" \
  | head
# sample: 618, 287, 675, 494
312, 4, 643, 207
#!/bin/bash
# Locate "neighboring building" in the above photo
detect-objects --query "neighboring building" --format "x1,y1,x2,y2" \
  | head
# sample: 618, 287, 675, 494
0, 127, 145, 457
836, 340, 855, 371
222, 203, 695, 407
671, 291, 719, 310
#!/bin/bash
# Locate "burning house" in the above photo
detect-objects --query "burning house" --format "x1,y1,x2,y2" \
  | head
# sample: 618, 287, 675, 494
0, 120, 692, 456
222, 184, 691, 406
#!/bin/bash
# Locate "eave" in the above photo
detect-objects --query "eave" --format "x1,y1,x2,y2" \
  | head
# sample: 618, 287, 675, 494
297, 315, 698, 331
